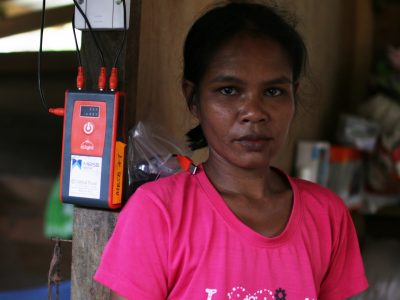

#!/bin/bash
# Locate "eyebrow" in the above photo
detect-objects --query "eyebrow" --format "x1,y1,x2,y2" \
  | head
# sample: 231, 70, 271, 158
208, 75, 293, 85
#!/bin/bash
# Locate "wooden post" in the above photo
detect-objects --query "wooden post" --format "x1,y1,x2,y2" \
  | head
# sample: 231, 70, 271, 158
70, 1, 141, 299
71, 208, 118, 299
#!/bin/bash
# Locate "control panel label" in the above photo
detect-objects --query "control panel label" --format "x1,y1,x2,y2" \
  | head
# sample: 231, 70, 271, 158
69, 155, 102, 199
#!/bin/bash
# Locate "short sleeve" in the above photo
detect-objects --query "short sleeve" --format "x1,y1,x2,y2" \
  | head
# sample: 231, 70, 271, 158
94, 187, 169, 299
319, 203, 368, 299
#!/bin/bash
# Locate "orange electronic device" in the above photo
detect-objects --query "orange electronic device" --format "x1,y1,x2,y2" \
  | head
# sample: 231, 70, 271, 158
60, 90, 126, 209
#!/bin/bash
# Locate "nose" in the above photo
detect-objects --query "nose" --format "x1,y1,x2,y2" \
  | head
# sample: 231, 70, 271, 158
239, 93, 268, 124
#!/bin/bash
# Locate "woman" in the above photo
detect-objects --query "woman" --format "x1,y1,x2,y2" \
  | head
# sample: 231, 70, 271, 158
95, 2, 368, 299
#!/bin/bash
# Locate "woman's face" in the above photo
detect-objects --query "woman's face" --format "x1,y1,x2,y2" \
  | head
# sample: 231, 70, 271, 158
186, 34, 297, 170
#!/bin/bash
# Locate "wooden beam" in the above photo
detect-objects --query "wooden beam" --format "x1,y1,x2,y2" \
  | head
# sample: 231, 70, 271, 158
0, 5, 73, 38
70, 0, 142, 298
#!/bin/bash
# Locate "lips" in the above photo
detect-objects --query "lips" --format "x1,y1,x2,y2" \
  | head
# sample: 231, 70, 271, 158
235, 134, 272, 150
236, 133, 272, 141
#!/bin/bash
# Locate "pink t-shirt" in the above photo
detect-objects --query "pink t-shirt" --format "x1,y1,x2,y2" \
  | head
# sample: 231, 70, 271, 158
95, 167, 368, 300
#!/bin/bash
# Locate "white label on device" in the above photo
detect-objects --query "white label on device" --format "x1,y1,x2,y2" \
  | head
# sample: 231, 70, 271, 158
69, 155, 102, 199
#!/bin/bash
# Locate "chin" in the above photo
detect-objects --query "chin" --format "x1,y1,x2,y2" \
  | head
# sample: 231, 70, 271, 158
231, 156, 271, 170
210, 145, 276, 169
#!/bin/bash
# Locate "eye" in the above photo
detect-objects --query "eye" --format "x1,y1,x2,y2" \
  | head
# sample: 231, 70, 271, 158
219, 87, 238, 95
265, 88, 283, 97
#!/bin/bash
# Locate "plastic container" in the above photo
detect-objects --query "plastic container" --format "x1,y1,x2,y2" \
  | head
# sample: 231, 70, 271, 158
295, 141, 330, 186
327, 146, 364, 208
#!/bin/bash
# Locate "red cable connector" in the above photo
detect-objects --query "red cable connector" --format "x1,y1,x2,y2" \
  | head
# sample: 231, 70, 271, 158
48, 108, 65, 117
76, 66, 85, 90
98, 67, 107, 91
109, 67, 118, 91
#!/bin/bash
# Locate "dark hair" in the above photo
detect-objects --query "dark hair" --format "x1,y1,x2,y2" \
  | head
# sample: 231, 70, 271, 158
184, 1, 307, 150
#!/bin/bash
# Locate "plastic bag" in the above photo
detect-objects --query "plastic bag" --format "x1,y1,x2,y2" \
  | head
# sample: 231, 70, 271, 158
126, 122, 190, 196
336, 114, 380, 152
358, 94, 400, 193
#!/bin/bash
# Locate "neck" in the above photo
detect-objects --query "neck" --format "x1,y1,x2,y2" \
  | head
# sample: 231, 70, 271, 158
203, 153, 280, 200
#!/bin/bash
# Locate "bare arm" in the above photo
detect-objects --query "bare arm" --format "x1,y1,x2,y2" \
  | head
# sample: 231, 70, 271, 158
111, 291, 128, 300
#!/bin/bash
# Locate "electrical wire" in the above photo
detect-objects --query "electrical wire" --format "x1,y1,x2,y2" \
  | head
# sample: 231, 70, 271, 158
40, 0, 124, 99
38, 0, 108, 114
72, 0, 105, 67
72, 13, 82, 67
113, 0, 128, 68
37, 0, 49, 113
72, 12, 85, 90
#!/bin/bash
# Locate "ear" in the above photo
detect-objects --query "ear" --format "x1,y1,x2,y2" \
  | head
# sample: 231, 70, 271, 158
182, 79, 199, 119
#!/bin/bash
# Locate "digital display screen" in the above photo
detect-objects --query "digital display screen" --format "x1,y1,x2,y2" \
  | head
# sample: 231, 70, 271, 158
80, 106, 100, 117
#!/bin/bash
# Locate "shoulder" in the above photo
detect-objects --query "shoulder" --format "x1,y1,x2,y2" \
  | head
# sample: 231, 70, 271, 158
291, 179, 369, 298
136, 170, 197, 199
291, 176, 346, 207
292, 176, 339, 199
290, 176, 349, 219
122, 171, 199, 215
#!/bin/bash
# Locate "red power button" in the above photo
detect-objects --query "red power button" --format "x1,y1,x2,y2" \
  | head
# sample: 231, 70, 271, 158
83, 122, 94, 135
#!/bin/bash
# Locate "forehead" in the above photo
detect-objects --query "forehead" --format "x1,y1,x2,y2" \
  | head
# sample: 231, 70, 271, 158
203, 34, 293, 81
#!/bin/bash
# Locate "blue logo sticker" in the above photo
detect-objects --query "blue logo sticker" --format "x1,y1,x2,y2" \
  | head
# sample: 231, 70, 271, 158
72, 159, 82, 169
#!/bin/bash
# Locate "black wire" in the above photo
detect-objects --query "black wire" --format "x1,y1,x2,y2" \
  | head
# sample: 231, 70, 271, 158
113, 0, 128, 68
38, 0, 49, 113
72, 13, 82, 66
72, 0, 105, 67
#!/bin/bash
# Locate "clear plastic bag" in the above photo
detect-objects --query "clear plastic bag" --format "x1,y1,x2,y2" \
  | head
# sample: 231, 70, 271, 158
336, 114, 380, 152
126, 122, 190, 196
